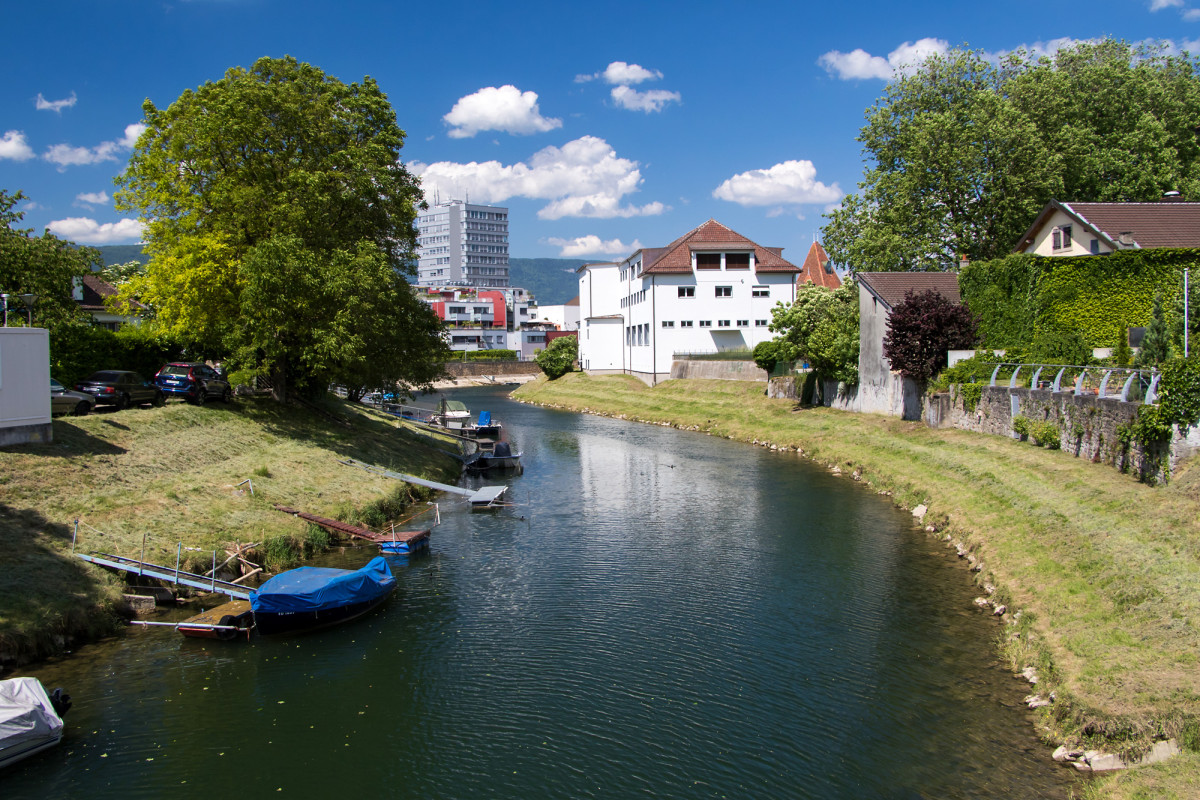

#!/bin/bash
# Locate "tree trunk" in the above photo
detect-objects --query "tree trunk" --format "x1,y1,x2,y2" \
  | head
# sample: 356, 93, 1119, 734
271, 357, 288, 403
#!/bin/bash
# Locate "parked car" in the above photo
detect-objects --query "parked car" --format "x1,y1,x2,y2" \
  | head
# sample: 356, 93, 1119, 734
74, 371, 164, 410
153, 362, 232, 405
50, 379, 95, 416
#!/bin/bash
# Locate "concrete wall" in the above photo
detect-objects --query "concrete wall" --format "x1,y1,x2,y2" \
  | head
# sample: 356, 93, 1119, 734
854, 285, 923, 419
669, 360, 767, 382
925, 385, 1195, 483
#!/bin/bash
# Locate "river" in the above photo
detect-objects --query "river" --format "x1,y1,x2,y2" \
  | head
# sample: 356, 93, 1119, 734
5, 385, 1083, 799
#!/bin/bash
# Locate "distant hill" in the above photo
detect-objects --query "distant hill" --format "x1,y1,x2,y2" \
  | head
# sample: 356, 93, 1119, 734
96, 247, 586, 305
509, 258, 586, 305
96, 244, 148, 266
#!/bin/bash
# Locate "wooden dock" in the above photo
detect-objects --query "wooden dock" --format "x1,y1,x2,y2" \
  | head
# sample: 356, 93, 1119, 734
177, 600, 255, 640
273, 504, 431, 545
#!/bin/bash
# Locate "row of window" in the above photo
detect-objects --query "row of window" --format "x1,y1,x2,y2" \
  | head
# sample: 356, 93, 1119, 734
660, 320, 768, 328
677, 286, 772, 298
466, 210, 507, 221
621, 289, 648, 308
695, 252, 751, 269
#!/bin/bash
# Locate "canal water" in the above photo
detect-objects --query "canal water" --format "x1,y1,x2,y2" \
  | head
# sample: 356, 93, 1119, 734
6, 386, 1083, 799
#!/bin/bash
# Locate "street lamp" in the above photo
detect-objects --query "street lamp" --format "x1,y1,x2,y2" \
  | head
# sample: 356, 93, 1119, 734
0, 294, 7, 327
18, 293, 36, 326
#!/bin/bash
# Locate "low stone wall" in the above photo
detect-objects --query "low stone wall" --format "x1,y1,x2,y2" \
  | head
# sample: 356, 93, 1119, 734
670, 360, 767, 382
924, 385, 1196, 483
444, 360, 542, 378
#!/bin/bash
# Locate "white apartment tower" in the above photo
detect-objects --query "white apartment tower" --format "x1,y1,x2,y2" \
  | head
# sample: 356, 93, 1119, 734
416, 200, 510, 288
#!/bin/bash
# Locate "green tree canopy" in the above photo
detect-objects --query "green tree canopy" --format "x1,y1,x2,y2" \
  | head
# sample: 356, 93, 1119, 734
115, 56, 446, 399
769, 282, 860, 384
0, 190, 99, 329
824, 40, 1200, 272
535, 335, 578, 380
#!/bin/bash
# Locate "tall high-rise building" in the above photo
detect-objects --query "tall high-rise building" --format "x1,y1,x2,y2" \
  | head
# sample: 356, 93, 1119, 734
416, 200, 510, 288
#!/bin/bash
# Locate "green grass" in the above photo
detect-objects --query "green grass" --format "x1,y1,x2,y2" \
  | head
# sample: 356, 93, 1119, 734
515, 373, 1200, 796
0, 395, 459, 666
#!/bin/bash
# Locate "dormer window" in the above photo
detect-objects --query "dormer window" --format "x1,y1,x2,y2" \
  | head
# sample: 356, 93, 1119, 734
725, 253, 750, 270
696, 253, 721, 269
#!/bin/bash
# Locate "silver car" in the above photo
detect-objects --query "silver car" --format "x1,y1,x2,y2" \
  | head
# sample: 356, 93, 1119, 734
51, 379, 96, 416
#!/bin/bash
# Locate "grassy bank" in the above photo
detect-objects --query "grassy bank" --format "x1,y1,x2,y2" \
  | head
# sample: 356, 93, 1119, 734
0, 396, 460, 666
514, 373, 1200, 798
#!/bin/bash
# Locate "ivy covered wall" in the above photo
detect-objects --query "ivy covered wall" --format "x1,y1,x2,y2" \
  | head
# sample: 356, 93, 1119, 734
959, 248, 1200, 348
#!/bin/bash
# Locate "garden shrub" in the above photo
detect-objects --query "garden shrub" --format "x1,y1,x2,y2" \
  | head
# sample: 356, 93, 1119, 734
535, 335, 578, 380
1031, 420, 1062, 449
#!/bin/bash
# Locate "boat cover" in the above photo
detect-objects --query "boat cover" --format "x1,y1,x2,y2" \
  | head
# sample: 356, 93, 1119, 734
0, 678, 63, 761
250, 557, 395, 614
477, 411, 492, 426
493, 441, 513, 458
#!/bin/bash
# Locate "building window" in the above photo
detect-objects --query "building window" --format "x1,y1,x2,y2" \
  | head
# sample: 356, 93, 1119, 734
718, 320, 731, 327
696, 253, 721, 269
755, 319, 768, 327
680, 320, 694, 328
448, 306, 466, 314
1090, 238, 1100, 255
1052, 225, 1073, 250
699, 320, 712, 328
726, 253, 750, 270
715, 286, 732, 298
662, 321, 674, 328
752, 286, 769, 297
678, 286, 695, 298
736, 319, 749, 327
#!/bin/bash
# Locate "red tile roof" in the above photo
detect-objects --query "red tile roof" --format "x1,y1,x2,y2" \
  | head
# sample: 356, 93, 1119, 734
857, 272, 961, 310
797, 242, 841, 289
641, 220, 799, 275
1015, 200, 1200, 251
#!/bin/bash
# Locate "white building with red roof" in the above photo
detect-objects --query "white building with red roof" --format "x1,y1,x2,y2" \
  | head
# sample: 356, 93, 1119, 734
577, 220, 800, 384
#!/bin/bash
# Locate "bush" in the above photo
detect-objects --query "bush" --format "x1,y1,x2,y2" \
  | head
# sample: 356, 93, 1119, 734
1031, 420, 1062, 449
753, 339, 782, 373
1012, 415, 1032, 436
535, 335, 578, 380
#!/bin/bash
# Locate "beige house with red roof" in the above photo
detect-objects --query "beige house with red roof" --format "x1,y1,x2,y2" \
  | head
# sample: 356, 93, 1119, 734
1014, 199, 1200, 256
577, 220, 800, 384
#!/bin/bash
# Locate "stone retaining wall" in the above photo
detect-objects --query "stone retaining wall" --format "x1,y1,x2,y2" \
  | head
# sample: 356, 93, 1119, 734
444, 360, 542, 378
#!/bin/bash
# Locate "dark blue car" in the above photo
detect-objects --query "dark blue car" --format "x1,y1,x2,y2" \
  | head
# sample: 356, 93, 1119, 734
153, 362, 232, 405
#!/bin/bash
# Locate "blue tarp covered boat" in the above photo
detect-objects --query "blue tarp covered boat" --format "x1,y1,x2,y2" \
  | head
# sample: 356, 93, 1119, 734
249, 556, 396, 635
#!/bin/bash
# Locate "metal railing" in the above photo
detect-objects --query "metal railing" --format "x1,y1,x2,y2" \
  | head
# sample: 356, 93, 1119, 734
980, 363, 1158, 403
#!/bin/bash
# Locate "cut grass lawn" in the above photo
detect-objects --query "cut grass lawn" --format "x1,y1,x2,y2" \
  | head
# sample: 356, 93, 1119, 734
515, 373, 1200, 795
0, 396, 460, 665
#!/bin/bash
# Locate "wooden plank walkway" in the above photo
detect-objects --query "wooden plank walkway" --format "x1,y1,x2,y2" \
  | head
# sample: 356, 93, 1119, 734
273, 504, 431, 545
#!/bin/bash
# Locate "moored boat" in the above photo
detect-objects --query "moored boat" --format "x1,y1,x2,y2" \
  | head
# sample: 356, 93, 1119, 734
0, 678, 71, 771
430, 399, 471, 431
465, 440, 523, 473
249, 556, 396, 635
463, 410, 502, 439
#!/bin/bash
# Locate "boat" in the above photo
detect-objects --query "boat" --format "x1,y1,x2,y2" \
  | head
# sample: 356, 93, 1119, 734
465, 440, 523, 474
430, 399, 470, 431
377, 526, 431, 556
177, 600, 256, 640
463, 410, 502, 439
248, 556, 397, 635
0, 678, 71, 770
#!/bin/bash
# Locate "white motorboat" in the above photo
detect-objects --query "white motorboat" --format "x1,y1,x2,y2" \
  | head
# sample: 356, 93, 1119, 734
0, 677, 70, 770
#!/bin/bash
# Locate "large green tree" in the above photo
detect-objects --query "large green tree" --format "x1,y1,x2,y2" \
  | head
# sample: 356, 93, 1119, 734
115, 56, 447, 400
824, 40, 1200, 272
769, 282, 860, 384
0, 190, 99, 329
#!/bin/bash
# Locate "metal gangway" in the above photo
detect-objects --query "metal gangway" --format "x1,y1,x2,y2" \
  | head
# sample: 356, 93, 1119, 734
72, 523, 252, 600
338, 458, 510, 509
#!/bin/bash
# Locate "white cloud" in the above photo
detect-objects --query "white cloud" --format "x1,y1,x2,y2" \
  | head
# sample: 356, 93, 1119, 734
545, 234, 641, 258
74, 191, 111, 209
603, 62, 663, 84
0, 130, 36, 161
1185, 9, 1200, 21
443, 85, 562, 139
43, 122, 147, 170
412, 135, 666, 220
119, 123, 147, 148
818, 37, 950, 80
1150, 0, 1184, 9
712, 160, 843, 207
611, 86, 681, 113
46, 217, 144, 244
35, 91, 77, 113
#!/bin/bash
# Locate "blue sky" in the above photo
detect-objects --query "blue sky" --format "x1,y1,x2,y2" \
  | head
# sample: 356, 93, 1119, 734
1, 0, 1196, 266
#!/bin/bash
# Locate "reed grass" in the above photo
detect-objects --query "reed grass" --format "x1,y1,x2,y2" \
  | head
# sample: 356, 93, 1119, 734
515, 373, 1200, 794
0, 396, 459, 666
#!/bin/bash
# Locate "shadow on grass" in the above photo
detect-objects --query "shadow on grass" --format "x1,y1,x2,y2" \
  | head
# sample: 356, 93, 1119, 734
8, 421, 128, 459
0, 507, 120, 668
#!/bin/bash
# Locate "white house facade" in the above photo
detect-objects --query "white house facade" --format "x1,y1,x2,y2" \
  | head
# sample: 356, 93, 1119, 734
577, 220, 799, 384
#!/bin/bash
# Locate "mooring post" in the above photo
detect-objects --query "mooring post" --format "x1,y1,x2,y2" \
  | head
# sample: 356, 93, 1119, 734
140, 533, 147, 577
72, 519, 78, 554
176, 542, 182, 583
212, 551, 217, 592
